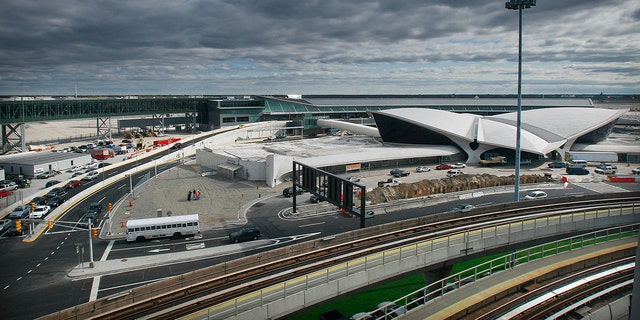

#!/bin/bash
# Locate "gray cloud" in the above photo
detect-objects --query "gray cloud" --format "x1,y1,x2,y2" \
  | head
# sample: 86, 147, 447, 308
0, 0, 637, 95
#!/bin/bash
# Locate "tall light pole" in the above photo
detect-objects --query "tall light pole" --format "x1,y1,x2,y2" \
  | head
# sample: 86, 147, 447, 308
506, 0, 536, 202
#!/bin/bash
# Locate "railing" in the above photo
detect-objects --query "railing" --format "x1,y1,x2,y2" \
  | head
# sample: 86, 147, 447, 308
188, 205, 639, 319
380, 224, 639, 319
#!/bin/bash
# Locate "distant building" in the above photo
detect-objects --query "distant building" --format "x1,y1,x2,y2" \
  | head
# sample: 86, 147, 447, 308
0, 152, 92, 177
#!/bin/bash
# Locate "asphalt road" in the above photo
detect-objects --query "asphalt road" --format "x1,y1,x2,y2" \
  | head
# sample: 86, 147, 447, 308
1, 165, 639, 319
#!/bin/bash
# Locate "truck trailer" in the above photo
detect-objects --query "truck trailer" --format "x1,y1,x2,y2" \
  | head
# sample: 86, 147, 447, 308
90, 148, 115, 160
566, 151, 618, 164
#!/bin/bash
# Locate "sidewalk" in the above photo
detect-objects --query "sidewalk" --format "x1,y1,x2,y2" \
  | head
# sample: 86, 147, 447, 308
68, 239, 271, 278
104, 163, 278, 238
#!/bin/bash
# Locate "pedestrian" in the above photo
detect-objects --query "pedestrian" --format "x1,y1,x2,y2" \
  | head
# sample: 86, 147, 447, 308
195, 190, 200, 200
187, 190, 192, 202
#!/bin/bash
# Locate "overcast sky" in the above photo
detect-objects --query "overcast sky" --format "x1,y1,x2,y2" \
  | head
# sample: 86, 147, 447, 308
1, 0, 638, 96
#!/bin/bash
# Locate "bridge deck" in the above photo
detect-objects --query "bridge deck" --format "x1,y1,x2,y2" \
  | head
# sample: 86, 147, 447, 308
402, 237, 637, 320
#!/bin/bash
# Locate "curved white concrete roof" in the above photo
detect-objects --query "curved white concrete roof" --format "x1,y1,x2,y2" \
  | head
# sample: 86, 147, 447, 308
316, 119, 380, 137
488, 107, 628, 141
371, 107, 628, 156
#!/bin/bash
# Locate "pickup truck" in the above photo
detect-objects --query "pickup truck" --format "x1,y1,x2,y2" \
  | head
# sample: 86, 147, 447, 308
594, 165, 617, 175
378, 178, 401, 187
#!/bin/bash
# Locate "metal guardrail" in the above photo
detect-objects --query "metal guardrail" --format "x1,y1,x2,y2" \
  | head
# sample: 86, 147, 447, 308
187, 204, 639, 319
377, 224, 639, 319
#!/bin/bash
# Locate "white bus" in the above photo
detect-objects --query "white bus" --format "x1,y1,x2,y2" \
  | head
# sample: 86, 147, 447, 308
125, 214, 200, 242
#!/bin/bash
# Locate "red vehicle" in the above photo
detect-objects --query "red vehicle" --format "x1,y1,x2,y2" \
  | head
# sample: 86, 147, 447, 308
435, 164, 454, 170
90, 149, 115, 160
0, 189, 13, 198
65, 180, 82, 189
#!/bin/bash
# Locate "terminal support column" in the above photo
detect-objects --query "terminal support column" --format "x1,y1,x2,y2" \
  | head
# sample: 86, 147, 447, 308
1, 123, 26, 154
96, 117, 112, 141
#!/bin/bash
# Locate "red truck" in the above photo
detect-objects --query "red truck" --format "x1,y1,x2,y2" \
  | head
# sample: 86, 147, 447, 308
90, 148, 115, 160
153, 137, 182, 146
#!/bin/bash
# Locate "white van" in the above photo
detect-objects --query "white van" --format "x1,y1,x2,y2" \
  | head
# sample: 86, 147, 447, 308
446, 169, 464, 178
569, 159, 588, 168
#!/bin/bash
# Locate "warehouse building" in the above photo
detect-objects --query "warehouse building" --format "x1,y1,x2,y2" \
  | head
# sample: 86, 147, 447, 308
0, 151, 92, 178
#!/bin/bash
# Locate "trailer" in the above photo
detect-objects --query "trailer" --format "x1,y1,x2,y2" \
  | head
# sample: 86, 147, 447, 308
479, 156, 507, 166
566, 151, 618, 164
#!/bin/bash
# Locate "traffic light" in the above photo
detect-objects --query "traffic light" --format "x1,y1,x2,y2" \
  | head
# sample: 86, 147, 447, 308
30, 202, 35, 212
108, 202, 113, 212
15, 220, 22, 232
48, 220, 54, 229
92, 227, 98, 238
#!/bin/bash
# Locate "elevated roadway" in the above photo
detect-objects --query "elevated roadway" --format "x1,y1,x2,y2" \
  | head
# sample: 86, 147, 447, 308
41, 194, 640, 319
1, 97, 204, 153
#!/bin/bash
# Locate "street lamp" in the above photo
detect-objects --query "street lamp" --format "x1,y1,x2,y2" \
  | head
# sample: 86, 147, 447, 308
505, 0, 536, 202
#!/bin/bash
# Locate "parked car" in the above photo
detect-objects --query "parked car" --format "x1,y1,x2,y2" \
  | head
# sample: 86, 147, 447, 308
35, 172, 54, 179
524, 190, 547, 200
452, 204, 474, 213
451, 163, 466, 168
29, 205, 51, 219
12, 177, 31, 188
633, 167, 640, 175
436, 164, 453, 170
47, 195, 66, 207
446, 169, 464, 178
9, 206, 31, 219
47, 187, 68, 198
65, 180, 82, 189
68, 165, 83, 172
416, 166, 431, 172
390, 168, 410, 177
566, 167, 589, 175
228, 226, 261, 243
548, 161, 569, 168
45, 180, 62, 188
0, 189, 14, 198
0, 180, 18, 191
282, 186, 304, 197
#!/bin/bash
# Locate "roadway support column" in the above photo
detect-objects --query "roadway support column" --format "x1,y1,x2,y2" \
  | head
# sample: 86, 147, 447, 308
153, 114, 167, 136
421, 265, 453, 300
96, 117, 112, 142
1, 123, 26, 154
185, 112, 197, 133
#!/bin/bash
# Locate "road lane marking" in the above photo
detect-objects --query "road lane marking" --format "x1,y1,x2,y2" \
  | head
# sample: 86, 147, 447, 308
299, 222, 325, 227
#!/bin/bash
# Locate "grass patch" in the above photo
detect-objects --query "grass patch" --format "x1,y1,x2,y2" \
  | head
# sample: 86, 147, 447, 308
285, 274, 426, 320
286, 231, 638, 319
